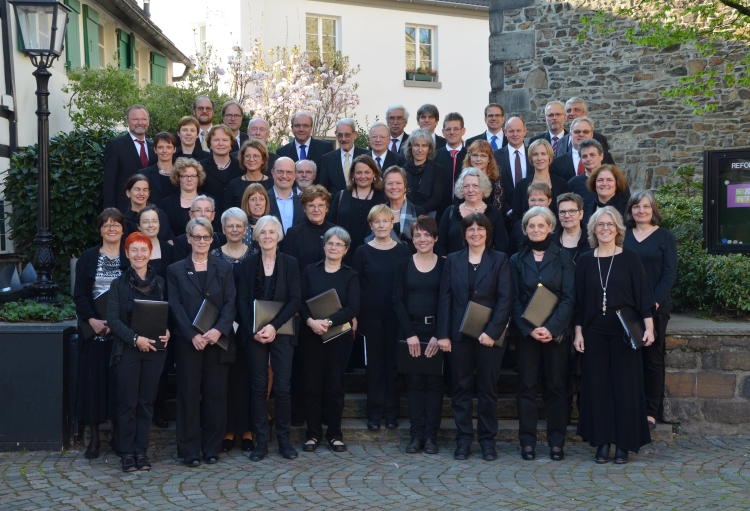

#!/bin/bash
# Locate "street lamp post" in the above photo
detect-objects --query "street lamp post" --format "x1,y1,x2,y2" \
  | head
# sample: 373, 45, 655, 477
10, 0, 70, 303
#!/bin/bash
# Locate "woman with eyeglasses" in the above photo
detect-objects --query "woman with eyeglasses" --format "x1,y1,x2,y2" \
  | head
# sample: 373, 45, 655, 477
142, 131, 180, 209
553, 192, 590, 263
122, 174, 174, 243
512, 139, 569, 225
463, 140, 505, 212
162, 158, 206, 236
239, 183, 270, 255
225, 139, 274, 210
574, 207, 655, 464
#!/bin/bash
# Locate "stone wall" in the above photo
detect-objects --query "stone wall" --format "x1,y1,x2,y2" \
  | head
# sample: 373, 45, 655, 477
488, 0, 750, 190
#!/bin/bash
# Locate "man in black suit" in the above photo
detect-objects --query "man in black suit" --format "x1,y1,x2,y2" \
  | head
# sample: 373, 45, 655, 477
550, 117, 615, 181
493, 117, 530, 220
386, 104, 410, 155
319, 118, 367, 197
193, 96, 215, 152
465, 103, 509, 150
230, 117, 278, 172
172, 195, 227, 260
555, 97, 609, 156
529, 100, 568, 155
369, 122, 406, 171
268, 157, 304, 234
275, 111, 334, 169
103, 105, 158, 211
434, 112, 468, 217
222, 101, 249, 149
417, 104, 446, 150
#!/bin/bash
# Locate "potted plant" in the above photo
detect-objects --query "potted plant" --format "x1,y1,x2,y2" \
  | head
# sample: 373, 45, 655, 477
415, 67, 438, 82
406, 68, 417, 80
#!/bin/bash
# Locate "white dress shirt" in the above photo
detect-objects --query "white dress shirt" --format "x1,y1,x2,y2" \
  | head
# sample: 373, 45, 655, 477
371, 150, 387, 169
129, 131, 149, 159
507, 145, 528, 185
571, 148, 581, 172
295, 138, 312, 160
485, 130, 504, 147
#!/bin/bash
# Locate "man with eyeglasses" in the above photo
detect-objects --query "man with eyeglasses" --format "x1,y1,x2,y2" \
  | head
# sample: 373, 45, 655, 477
276, 111, 334, 170
466, 103, 509, 150
221, 101, 249, 148
434, 112, 468, 217
529, 101, 568, 154
555, 97, 610, 156
385, 104, 410, 155
172, 195, 227, 260
193, 96, 216, 151
268, 157, 304, 234
368, 122, 406, 171
319, 118, 367, 198
295, 160, 318, 194
550, 117, 615, 181
564, 139, 627, 208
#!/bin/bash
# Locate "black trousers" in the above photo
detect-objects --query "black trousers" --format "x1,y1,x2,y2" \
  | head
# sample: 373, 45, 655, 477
643, 314, 668, 419
450, 338, 506, 446
300, 329, 353, 442
406, 374, 443, 440
152, 340, 174, 423
290, 342, 305, 423
175, 339, 229, 460
516, 334, 569, 448
116, 344, 166, 457
361, 317, 400, 421
226, 343, 252, 435
246, 335, 294, 444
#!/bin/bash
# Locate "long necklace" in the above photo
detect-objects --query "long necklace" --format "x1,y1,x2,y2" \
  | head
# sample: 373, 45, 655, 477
355, 188, 373, 200
596, 248, 615, 314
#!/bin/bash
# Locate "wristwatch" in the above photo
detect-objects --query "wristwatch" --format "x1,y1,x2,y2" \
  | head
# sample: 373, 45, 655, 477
327, 319, 333, 327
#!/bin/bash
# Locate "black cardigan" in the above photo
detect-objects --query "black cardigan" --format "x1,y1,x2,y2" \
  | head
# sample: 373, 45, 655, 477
199, 156, 243, 219
237, 252, 302, 345
73, 244, 129, 324
511, 174, 570, 225
436, 204, 508, 256
281, 219, 336, 272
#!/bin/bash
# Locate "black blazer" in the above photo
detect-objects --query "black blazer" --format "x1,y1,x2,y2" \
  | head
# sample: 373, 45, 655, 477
372, 150, 406, 171
509, 243, 575, 338
555, 131, 610, 156
404, 160, 445, 214
319, 147, 368, 197
142, 165, 178, 208
494, 145, 531, 217
276, 138, 334, 169
174, 146, 211, 162
167, 254, 237, 350
103, 133, 157, 211
511, 173, 570, 225
237, 253, 301, 345
434, 134, 447, 150
436, 248, 513, 343
173, 232, 227, 261
529, 129, 568, 146
465, 131, 508, 149
550, 151, 615, 181
434, 146, 468, 216
397, 133, 409, 155
238, 132, 250, 146
73, 244, 130, 323
268, 190, 304, 232
199, 156, 243, 219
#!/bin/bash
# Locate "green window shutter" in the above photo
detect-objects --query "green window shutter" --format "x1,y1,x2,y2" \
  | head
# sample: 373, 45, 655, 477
82, 5, 100, 68
64, 0, 81, 70
129, 32, 136, 71
150, 52, 167, 84
117, 28, 130, 69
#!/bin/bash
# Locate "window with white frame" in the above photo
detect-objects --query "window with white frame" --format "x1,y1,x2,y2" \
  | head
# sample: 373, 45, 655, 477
405, 25, 434, 72
198, 24, 207, 53
306, 16, 337, 60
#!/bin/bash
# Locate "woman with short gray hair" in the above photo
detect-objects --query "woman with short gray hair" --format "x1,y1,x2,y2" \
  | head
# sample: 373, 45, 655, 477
403, 128, 444, 215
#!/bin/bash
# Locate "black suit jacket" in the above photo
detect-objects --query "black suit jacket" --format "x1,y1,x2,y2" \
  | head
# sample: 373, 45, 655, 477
436, 248, 513, 343
397, 132, 409, 155
142, 165, 178, 208
276, 138, 334, 169
550, 150, 615, 182
199, 156, 243, 219
494, 145, 531, 217
238, 132, 250, 146
556, 131, 610, 156
434, 146, 468, 216
319, 147, 368, 197
173, 232, 227, 261
103, 133, 157, 211
528, 129, 568, 146
268, 190, 304, 232
434, 134, 447, 150
465, 131, 508, 149
372, 150, 406, 171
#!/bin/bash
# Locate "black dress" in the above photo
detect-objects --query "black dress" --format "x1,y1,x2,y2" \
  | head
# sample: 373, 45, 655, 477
282, 219, 336, 274
575, 249, 655, 453
327, 189, 386, 265
404, 160, 444, 214
436, 204, 508, 256
224, 175, 274, 209
162, 194, 191, 238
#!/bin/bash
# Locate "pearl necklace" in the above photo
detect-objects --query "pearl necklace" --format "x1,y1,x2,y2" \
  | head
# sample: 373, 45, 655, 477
462, 203, 485, 212
192, 257, 208, 265
372, 238, 394, 246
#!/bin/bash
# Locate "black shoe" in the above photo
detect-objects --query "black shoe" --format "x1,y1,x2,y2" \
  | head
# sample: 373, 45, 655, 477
595, 444, 611, 464
614, 446, 629, 464
521, 446, 536, 461
367, 420, 380, 431
424, 439, 438, 455
550, 447, 564, 461
248, 443, 268, 462
278, 443, 298, 459
84, 447, 100, 460
303, 439, 319, 452
291, 418, 305, 427
184, 457, 201, 467
121, 456, 137, 472
454, 444, 470, 460
152, 417, 169, 429
481, 444, 498, 461
205, 455, 219, 464
648, 418, 657, 430
221, 439, 234, 452
385, 419, 398, 429
241, 438, 255, 453
136, 456, 151, 471
328, 439, 347, 452
405, 439, 423, 453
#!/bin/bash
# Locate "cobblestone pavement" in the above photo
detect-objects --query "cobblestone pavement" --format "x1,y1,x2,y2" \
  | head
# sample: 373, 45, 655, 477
2, 436, 750, 510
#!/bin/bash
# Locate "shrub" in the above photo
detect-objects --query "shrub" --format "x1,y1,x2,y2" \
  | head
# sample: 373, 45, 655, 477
0, 295, 76, 322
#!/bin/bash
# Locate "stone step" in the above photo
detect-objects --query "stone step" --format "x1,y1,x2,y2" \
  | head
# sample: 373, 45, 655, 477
342, 368, 521, 394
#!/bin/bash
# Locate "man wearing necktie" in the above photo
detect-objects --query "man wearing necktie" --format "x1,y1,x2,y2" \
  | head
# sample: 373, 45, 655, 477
550, 117, 616, 182
319, 118, 367, 197
192, 96, 216, 152
368, 122, 406, 174
553, 97, 610, 157
434, 113, 469, 217
529, 101, 567, 155
386, 104, 410, 155
275, 111, 333, 170
465, 103, 508, 150
491, 117, 529, 222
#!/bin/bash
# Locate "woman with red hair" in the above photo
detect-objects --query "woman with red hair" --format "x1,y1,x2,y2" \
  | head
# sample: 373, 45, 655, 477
106, 232, 170, 472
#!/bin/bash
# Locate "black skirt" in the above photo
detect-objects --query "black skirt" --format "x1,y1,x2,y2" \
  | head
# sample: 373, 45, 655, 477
76, 335, 117, 423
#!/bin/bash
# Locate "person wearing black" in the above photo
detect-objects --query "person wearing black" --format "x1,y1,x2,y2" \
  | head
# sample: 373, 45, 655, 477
437, 168, 508, 256
510, 206, 575, 461
300, 227, 360, 453
508, 183, 553, 257
402, 128, 444, 215
199, 125, 242, 223
122, 174, 174, 243
381, 166, 425, 252
275, 110, 334, 169
550, 117, 615, 181
162, 158, 205, 236
174, 115, 210, 162
172, 196, 228, 261
436, 213, 513, 461
462, 140, 505, 213
512, 139, 569, 225
392, 216, 445, 454
327, 154, 386, 264
553, 193, 590, 263
141, 132, 178, 209
318, 118, 368, 198
238, 216, 302, 461
74, 209, 129, 459
225, 139, 274, 210
352, 205, 411, 431
623, 191, 677, 430
574, 207, 655, 464
582, 164, 629, 227
107, 232, 171, 472
168, 217, 237, 466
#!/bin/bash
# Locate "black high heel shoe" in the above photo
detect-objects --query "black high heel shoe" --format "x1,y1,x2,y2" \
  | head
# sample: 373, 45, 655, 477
521, 446, 536, 460
550, 447, 564, 461
595, 444, 611, 464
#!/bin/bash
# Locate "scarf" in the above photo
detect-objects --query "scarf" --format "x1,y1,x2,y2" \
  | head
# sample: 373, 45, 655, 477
526, 234, 553, 252
127, 265, 157, 295
392, 198, 418, 241
254, 252, 279, 300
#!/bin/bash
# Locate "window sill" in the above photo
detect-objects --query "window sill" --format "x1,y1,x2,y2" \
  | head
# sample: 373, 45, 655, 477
403, 80, 442, 89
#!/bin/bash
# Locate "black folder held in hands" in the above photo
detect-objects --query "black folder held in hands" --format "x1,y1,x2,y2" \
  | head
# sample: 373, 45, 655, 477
522, 283, 565, 344
131, 300, 169, 350
397, 340, 444, 376
192, 299, 232, 351
254, 300, 295, 336
459, 301, 509, 348
79, 291, 109, 340
616, 306, 645, 351
305, 289, 351, 342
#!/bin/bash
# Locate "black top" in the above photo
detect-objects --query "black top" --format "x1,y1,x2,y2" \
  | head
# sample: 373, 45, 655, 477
162, 193, 191, 237
281, 218, 336, 273
149, 240, 174, 284
436, 204, 508, 256
507, 221, 525, 257
142, 165, 178, 209
351, 242, 411, 319
174, 146, 211, 162
327, 189, 386, 265
392, 257, 445, 338
567, 175, 595, 208
551, 224, 591, 263
511, 174, 570, 225
403, 160, 444, 214
173, 232, 227, 261
574, 248, 656, 331
224, 175, 274, 209
199, 156, 243, 219
123, 206, 175, 242
300, 261, 360, 336
623, 228, 678, 315
582, 192, 628, 228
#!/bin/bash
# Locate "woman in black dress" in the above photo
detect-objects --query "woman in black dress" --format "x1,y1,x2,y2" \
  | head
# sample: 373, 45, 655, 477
582, 164, 629, 227
574, 206, 655, 464
162, 158, 205, 236
327, 155, 385, 264
623, 190, 677, 430
437, 168, 508, 256
512, 139, 569, 225
240, 183, 270, 252
393, 216, 445, 454
402, 128, 444, 215
436, 213, 513, 462
352, 205, 411, 431
553, 192, 590, 263
238, 215, 302, 461
107, 232, 171, 472
73, 208, 128, 459
200, 125, 242, 222
382, 166, 425, 252
225, 139, 274, 209
142, 132, 178, 209
300, 227, 360, 453
123, 174, 174, 242
510, 206, 575, 461
174, 116, 210, 161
